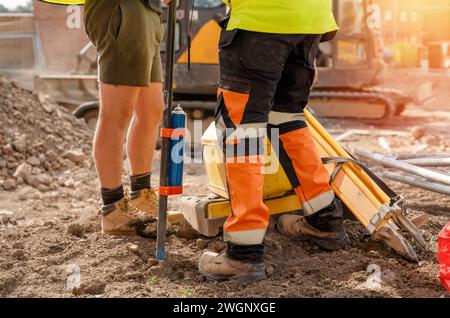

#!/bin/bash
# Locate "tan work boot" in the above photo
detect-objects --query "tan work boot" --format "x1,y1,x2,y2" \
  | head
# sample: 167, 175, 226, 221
198, 251, 267, 283
129, 188, 185, 225
278, 198, 350, 251
277, 211, 350, 251
130, 188, 158, 217
100, 195, 151, 235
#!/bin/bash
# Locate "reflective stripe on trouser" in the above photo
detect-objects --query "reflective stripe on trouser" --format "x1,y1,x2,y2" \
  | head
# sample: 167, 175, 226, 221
216, 88, 269, 246
268, 112, 334, 216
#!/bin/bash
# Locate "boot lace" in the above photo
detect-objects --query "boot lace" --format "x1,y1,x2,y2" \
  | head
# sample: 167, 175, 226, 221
144, 188, 158, 207
119, 191, 148, 219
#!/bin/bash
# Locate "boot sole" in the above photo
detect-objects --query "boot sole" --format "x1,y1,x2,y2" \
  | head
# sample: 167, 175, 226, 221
277, 223, 350, 251
199, 270, 267, 284
199, 262, 267, 284
293, 232, 351, 251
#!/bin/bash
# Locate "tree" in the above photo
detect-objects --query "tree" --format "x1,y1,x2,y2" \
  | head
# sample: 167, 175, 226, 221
16, 1, 33, 13
0, 1, 33, 13
0, 4, 10, 13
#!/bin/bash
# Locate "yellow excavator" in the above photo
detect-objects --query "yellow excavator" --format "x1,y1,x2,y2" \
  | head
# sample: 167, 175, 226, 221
35, 0, 412, 127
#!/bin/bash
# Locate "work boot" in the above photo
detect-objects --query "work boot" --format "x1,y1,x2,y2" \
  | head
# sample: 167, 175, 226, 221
198, 251, 267, 283
100, 194, 151, 235
130, 188, 158, 217
277, 198, 350, 251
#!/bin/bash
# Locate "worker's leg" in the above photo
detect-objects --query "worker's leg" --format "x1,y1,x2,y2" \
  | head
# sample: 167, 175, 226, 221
85, 0, 164, 234
220, 32, 291, 253
127, 83, 163, 176
94, 83, 139, 190
93, 84, 152, 235
199, 30, 291, 282
270, 35, 333, 214
126, 82, 163, 215
270, 35, 350, 250
217, 88, 268, 250
127, 43, 164, 216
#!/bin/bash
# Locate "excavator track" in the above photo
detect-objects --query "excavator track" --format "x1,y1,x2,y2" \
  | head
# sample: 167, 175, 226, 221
363, 86, 412, 116
309, 88, 410, 125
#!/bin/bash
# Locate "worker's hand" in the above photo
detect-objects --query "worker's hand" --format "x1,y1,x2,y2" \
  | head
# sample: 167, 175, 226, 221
164, 0, 172, 4
313, 60, 319, 86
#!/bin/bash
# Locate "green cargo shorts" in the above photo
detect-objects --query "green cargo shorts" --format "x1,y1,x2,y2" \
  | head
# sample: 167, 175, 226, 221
84, 0, 164, 86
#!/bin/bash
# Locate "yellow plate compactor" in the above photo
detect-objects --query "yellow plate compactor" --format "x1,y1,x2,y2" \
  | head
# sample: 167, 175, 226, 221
179, 108, 427, 262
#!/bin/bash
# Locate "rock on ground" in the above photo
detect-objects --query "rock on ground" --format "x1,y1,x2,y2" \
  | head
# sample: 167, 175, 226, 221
0, 78, 93, 191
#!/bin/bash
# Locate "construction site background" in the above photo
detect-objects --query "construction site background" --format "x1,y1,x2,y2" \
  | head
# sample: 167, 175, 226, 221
0, 0, 449, 298
0, 0, 450, 83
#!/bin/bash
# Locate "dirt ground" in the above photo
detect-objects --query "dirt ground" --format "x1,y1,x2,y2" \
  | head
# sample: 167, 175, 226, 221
0, 77, 449, 298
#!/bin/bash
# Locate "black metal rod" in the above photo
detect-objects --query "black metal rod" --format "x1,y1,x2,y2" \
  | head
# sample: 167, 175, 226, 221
156, 0, 177, 261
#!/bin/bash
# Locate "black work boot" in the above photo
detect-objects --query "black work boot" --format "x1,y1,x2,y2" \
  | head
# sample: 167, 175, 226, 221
198, 242, 267, 283
277, 198, 350, 251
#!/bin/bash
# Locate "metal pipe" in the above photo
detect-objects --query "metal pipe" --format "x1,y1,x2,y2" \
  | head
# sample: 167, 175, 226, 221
156, 0, 177, 261
395, 153, 450, 160
381, 171, 450, 196
355, 148, 450, 186
402, 158, 450, 167
334, 129, 409, 142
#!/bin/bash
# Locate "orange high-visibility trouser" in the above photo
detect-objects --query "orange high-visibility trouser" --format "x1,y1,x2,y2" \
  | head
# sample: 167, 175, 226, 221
215, 30, 334, 246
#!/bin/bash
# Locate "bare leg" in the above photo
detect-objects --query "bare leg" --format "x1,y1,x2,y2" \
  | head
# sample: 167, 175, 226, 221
93, 83, 140, 189
126, 82, 164, 176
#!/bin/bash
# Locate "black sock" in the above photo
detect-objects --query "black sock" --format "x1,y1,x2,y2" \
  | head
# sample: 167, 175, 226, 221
130, 172, 151, 192
306, 199, 343, 232
101, 185, 124, 206
226, 242, 265, 262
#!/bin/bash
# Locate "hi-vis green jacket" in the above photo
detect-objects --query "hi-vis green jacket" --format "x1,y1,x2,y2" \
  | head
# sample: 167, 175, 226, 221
224, 0, 338, 34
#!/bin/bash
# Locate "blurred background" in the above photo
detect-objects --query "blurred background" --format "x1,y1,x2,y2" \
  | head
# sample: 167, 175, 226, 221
0, 0, 449, 127
0, 1, 449, 298
1, 0, 449, 78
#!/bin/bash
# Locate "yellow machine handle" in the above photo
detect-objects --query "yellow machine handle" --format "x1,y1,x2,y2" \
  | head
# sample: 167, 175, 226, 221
305, 108, 390, 204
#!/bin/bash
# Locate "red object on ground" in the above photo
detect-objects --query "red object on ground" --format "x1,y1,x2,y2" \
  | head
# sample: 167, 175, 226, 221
438, 222, 450, 291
